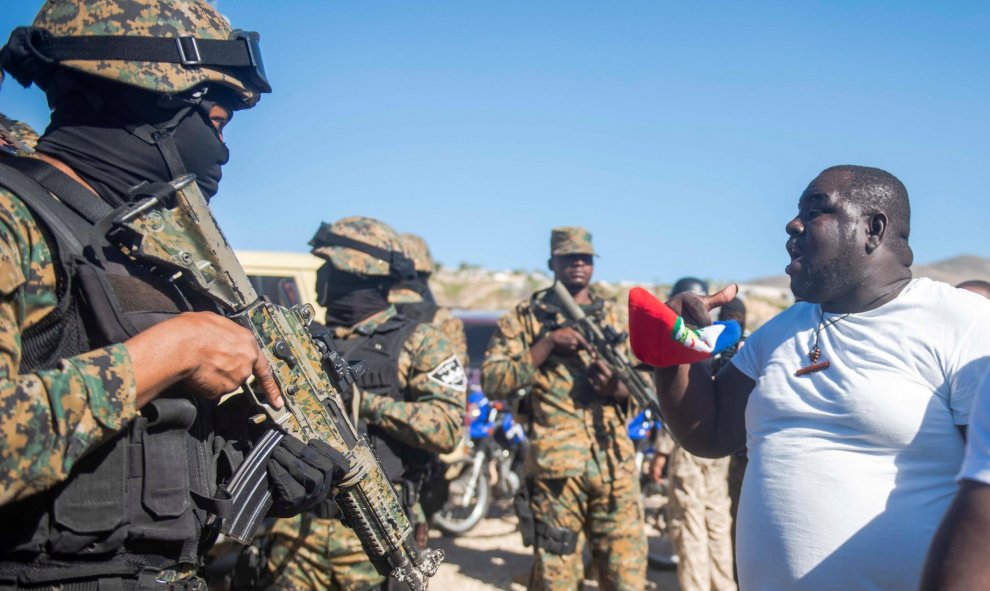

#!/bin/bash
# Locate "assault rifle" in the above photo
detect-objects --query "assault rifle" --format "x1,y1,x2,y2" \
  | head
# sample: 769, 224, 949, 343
551, 282, 661, 418
104, 175, 442, 591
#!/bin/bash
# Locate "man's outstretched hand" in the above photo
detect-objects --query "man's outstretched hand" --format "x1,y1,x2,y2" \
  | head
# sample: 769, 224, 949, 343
629, 284, 742, 368
667, 283, 739, 328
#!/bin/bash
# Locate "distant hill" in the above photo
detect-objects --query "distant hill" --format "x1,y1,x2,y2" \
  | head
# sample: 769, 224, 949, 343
748, 255, 990, 289
431, 266, 793, 330
430, 255, 989, 331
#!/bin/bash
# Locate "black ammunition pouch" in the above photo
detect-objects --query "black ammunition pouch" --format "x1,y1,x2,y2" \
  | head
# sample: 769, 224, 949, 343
534, 522, 578, 556
0, 568, 208, 591
514, 478, 536, 548
418, 456, 449, 520
229, 544, 268, 591
0, 158, 236, 583
393, 300, 438, 325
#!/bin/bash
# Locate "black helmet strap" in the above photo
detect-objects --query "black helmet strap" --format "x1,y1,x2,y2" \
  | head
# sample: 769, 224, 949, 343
2, 26, 271, 98
310, 225, 417, 283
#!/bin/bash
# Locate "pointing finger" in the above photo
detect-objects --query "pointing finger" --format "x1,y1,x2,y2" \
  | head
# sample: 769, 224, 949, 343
254, 353, 284, 410
573, 331, 592, 352
704, 284, 739, 311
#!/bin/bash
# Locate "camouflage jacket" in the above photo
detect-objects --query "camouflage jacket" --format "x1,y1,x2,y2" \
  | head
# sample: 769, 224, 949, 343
0, 187, 137, 505
389, 286, 469, 367
481, 285, 637, 479
335, 306, 464, 454
0, 114, 40, 153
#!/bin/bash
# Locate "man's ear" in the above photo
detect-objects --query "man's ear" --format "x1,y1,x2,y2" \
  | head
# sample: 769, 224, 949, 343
547, 257, 555, 272
865, 213, 888, 254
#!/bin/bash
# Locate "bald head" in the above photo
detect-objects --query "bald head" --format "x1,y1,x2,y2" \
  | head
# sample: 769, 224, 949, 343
957, 280, 990, 301
819, 165, 912, 265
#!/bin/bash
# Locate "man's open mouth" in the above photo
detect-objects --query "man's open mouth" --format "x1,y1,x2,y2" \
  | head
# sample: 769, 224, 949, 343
786, 242, 803, 274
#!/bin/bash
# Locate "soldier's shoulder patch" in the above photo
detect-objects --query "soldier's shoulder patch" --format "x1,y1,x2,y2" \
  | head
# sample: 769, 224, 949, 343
428, 355, 467, 392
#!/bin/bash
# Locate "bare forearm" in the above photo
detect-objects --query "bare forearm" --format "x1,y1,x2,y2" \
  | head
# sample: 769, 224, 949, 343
655, 363, 749, 457
656, 364, 717, 455
529, 336, 554, 368
920, 481, 990, 591
125, 325, 194, 409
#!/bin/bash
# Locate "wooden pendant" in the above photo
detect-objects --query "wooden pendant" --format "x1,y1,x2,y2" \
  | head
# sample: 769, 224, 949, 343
795, 345, 829, 376
795, 360, 830, 376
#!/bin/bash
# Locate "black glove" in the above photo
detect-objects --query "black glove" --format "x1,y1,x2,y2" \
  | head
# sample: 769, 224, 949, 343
267, 435, 350, 517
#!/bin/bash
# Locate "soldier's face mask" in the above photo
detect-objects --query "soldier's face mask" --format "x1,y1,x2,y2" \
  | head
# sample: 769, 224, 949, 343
34, 78, 231, 206
317, 266, 392, 327
159, 95, 231, 199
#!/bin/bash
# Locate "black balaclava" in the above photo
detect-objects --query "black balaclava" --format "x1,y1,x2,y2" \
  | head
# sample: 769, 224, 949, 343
318, 265, 392, 328
393, 271, 437, 304
34, 73, 230, 206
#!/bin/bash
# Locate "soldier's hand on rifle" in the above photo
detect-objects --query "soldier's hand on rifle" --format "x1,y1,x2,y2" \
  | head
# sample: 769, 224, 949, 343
548, 327, 591, 355
267, 435, 350, 517
589, 359, 630, 400
127, 311, 284, 410
531, 327, 591, 367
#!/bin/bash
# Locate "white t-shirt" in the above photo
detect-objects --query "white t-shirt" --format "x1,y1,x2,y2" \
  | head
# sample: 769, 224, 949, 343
731, 278, 990, 591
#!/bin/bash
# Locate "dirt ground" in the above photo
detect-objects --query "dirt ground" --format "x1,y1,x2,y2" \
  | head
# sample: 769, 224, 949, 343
428, 502, 679, 591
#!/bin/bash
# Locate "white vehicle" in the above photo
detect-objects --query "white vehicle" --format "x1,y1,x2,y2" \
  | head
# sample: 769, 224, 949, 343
235, 250, 326, 320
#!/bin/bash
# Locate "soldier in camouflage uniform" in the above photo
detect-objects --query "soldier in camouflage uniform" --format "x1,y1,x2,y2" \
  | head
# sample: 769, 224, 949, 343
482, 227, 647, 591
0, 2, 340, 589
264, 217, 464, 591
389, 232, 469, 366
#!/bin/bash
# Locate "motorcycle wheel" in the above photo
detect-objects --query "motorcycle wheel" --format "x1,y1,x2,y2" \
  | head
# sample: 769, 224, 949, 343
432, 461, 492, 536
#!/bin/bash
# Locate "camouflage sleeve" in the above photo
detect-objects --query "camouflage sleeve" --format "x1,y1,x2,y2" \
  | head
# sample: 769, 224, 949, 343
604, 297, 654, 412
0, 190, 138, 505
480, 304, 536, 400
434, 307, 469, 368
360, 323, 464, 454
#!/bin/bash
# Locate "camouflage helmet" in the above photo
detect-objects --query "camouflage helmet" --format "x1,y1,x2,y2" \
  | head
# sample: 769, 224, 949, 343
399, 233, 435, 275
2, 0, 270, 109
310, 216, 416, 279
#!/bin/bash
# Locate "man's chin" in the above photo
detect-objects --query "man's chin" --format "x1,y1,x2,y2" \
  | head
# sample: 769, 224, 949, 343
789, 275, 818, 302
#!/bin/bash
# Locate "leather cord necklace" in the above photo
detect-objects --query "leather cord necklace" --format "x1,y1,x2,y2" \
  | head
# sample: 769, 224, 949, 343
795, 308, 851, 377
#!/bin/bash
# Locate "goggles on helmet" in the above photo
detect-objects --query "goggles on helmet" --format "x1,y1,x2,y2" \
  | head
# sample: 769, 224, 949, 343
5, 26, 271, 100
310, 224, 417, 282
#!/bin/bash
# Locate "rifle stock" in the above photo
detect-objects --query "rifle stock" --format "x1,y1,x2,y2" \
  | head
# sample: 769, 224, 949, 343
106, 175, 442, 590
551, 282, 661, 418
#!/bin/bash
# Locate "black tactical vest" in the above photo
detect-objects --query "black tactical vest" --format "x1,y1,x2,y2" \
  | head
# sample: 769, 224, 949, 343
393, 300, 439, 325
0, 160, 240, 585
330, 314, 434, 486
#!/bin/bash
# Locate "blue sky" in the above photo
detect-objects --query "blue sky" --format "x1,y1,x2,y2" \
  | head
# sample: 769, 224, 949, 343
2, 1, 988, 283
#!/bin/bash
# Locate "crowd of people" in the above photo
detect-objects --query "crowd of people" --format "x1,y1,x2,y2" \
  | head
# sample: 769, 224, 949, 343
2, 2, 990, 591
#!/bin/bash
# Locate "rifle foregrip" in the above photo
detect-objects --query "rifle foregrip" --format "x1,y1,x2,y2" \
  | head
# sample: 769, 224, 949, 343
334, 442, 444, 591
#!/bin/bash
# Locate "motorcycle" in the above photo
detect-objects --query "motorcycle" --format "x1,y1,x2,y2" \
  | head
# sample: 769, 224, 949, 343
431, 388, 527, 535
